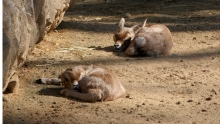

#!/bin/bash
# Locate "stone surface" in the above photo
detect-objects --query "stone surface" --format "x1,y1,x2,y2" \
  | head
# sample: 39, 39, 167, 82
3, 0, 76, 93
7, 73, 19, 93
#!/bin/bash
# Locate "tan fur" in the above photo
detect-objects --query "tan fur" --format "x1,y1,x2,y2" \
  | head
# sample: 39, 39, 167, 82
114, 31, 129, 45
126, 24, 173, 57
114, 18, 173, 57
59, 65, 126, 102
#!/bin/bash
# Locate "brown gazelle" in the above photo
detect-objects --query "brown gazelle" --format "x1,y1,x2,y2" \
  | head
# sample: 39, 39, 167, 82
39, 65, 126, 102
113, 18, 173, 57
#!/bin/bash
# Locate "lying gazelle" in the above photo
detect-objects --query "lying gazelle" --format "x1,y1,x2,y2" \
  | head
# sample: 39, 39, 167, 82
38, 65, 126, 102
113, 18, 173, 57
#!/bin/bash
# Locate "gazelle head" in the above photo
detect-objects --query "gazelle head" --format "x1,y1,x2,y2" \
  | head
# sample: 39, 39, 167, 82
113, 18, 140, 51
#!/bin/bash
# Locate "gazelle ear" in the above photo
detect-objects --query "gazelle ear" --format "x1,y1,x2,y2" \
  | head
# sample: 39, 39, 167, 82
117, 18, 125, 31
142, 18, 148, 28
131, 25, 139, 30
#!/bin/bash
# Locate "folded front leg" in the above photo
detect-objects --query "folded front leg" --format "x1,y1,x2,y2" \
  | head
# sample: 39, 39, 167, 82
125, 41, 137, 56
60, 89, 102, 102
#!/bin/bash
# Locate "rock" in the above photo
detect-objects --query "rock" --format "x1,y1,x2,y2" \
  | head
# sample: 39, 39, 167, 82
187, 100, 193, 102
3, 0, 76, 93
126, 94, 133, 99
205, 97, 212, 101
176, 101, 181, 105
7, 73, 19, 93
35, 0, 76, 43
201, 109, 207, 112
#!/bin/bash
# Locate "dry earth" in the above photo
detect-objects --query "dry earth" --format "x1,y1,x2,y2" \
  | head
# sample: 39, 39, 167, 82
3, 0, 220, 124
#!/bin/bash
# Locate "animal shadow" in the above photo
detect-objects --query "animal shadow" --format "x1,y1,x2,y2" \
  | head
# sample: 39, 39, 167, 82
38, 86, 86, 102
89, 45, 127, 57
89, 46, 114, 52
38, 87, 63, 97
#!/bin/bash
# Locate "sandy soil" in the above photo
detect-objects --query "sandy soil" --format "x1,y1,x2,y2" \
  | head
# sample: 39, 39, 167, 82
3, 0, 220, 123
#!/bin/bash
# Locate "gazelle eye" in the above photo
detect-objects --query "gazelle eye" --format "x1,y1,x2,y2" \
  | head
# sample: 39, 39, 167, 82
64, 78, 68, 82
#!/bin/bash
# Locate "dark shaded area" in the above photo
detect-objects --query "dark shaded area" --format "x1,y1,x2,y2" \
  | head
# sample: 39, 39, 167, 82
89, 45, 115, 52
57, 0, 220, 32
58, 20, 117, 33
23, 45, 220, 69
38, 86, 89, 103
66, 0, 220, 17
58, 18, 220, 33
3, 114, 33, 124
38, 87, 64, 97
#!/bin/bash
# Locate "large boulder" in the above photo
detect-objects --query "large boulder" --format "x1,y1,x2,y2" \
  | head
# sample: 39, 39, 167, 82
3, 0, 76, 93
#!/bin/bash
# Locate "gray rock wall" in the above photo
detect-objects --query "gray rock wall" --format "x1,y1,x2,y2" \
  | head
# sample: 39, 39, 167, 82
3, 0, 76, 93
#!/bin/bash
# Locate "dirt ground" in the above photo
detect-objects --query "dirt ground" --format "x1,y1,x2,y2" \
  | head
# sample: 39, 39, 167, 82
3, 0, 220, 123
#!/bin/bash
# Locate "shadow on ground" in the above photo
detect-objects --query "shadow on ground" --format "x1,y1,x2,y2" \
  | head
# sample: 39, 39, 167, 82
57, 0, 220, 32
24, 45, 220, 69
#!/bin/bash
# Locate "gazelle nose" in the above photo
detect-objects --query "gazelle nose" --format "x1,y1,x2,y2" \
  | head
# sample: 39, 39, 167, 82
114, 43, 120, 48
114, 44, 119, 48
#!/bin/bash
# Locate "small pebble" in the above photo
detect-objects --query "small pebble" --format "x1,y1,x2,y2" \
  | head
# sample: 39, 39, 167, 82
205, 97, 212, 101
176, 101, 181, 105
201, 109, 207, 112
